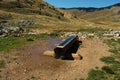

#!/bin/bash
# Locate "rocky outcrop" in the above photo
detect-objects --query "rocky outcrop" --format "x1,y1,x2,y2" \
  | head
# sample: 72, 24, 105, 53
0, 26, 24, 37
0, 20, 24, 37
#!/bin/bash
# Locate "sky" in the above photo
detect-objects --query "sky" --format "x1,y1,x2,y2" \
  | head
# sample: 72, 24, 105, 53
44, 0, 120, 8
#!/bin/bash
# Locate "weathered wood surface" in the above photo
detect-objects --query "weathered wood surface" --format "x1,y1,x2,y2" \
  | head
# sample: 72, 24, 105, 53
54, 36, 81, 59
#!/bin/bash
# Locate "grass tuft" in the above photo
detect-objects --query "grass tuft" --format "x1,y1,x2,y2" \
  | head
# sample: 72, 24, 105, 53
100, 56, 117, 64
109, 49, 119, 54
86, 69, 106, 80
102, 66, 115, 74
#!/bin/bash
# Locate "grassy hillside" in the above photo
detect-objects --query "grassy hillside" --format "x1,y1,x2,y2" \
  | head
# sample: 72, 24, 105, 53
0, 0, 120, 32
0, 0, 65, 19
0, 0, 91, 32
63, 3, 120, 29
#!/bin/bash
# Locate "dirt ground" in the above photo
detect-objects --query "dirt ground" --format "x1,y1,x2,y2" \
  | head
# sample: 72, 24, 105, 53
0, 38, 111, 80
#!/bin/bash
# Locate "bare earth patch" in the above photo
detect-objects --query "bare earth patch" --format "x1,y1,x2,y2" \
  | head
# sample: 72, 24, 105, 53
0, 38, 111, 80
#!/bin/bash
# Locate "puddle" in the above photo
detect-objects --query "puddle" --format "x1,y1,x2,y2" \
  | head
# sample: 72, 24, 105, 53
47, 38, 62, 50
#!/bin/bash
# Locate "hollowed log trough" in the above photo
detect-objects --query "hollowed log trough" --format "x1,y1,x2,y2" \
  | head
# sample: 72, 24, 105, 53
54, 36, 82, 60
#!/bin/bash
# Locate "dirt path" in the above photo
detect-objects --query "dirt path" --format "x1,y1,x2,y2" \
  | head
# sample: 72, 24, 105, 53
0, 38, 111, 80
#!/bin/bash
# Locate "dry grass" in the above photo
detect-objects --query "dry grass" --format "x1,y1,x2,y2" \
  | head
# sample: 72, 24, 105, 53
0, 0, 120, 32
64, 6, 120, 29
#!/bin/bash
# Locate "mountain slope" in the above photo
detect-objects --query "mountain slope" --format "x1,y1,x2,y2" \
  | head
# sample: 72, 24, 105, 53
0, 0, 65, 19
0, 0, 87, 32
0, 0, 120, 31
62, 3, 120, 28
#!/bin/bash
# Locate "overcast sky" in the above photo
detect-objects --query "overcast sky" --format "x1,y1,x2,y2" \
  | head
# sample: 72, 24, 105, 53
45, 0, 120, 8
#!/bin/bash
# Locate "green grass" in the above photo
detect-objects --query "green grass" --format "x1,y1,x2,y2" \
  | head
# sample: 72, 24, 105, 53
100, 56, 119, 64
86, 39, 120, 80
0, 33, 58, 52
102, 66, 115, 74
109, 49, 119, 54
86, 69, 107, 80
105, 39, 120, 48
101, 39, 120, 79
110, 64, 120, 72
0, 37, 32, 52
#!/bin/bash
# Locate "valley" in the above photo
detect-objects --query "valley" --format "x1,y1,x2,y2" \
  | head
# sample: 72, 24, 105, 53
0, 0, 120, 80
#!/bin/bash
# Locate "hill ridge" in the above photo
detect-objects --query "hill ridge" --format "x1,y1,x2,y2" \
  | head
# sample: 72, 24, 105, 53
61, 3, 120, 12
